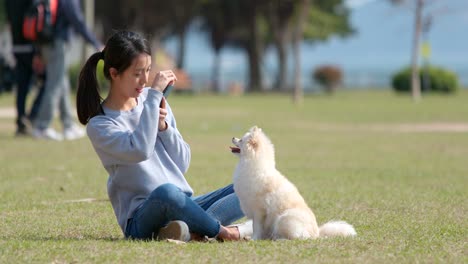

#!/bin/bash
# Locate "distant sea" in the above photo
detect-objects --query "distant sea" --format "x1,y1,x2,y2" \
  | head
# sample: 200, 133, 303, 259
165, 35, 468, 93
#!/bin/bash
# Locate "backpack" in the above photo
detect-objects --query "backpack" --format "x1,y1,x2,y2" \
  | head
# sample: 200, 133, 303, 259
22, 0, 59, 43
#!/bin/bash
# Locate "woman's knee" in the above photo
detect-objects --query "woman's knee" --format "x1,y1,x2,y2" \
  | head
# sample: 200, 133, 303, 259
149, 183, 186, 206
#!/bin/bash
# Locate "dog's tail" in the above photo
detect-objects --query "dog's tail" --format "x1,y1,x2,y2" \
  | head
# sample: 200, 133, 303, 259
319, 220, 357, 238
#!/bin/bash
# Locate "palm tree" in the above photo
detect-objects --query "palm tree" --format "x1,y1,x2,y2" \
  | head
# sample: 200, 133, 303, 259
389, 0, 445, 101
292, 0, 310, 104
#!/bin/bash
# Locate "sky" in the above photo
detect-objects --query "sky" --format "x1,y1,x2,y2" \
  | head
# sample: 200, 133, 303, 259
165, 0, 468, 89
322, 0, 468, 69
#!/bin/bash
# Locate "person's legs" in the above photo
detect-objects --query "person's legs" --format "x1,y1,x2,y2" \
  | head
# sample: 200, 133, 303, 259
32, 39, 66, 140
125, 183, 220, 240
13, 52, 33, 135
58, 74, 74, 129
58, 41, 74, 130
34, 39, 65, 130
193, 184, 244, 226
28, 74, 46, 122
60, 73, 85, 140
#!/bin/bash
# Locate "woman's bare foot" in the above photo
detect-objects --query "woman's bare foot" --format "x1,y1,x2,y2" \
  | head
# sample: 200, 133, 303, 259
217, 225, 240, 241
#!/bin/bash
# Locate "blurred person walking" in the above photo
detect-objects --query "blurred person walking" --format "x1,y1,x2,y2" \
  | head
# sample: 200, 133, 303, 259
5, 0, 46, 136
32, 0, 102, 140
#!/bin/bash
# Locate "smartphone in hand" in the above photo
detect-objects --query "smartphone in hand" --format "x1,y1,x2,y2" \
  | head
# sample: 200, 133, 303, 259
163, 85, 174, 98
160, 85, 174, 108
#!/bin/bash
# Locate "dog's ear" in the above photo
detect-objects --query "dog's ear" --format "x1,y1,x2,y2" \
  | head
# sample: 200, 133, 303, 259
251, 126, 262, 133
247, 136, 259, 151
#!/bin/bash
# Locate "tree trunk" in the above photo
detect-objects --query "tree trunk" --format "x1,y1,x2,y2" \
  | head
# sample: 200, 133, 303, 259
82, 0, 95, 65
246, 8, 263, 92
212, 49, 221, 93
247, 45, 262, 92
276, 28, 289, 92
292, 0, 310, 104
292, 38, 302, 104
177, 28, 186, 69
267, 3, 290, 92
410, 0, 423, 102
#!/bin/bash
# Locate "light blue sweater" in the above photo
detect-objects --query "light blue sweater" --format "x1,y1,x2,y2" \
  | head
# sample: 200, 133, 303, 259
86, 88, 193, 233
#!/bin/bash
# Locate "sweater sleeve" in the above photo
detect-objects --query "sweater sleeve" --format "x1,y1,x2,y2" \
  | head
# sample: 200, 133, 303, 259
87, 90, 163, 164
61, 0, 101, 50
157, 123, 191, 174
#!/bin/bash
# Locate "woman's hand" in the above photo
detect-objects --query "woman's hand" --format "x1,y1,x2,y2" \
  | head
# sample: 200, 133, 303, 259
151, 70, 177, 93
158, 97, 168, 131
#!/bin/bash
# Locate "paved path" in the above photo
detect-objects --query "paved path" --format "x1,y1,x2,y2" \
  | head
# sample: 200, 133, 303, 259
0, 107, 15, 118
0, 107, 78, 118
1, 107, 468, 132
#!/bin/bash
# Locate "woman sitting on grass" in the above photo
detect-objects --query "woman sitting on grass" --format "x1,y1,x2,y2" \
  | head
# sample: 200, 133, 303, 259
76, 30, 251, 241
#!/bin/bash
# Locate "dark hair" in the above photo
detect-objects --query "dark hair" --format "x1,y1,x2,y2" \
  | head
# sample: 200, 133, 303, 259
76, 30, 152, 125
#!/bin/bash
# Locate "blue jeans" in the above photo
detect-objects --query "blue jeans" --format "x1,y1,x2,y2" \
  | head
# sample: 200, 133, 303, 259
125, 183, 244, 240
34, 39, 74, 130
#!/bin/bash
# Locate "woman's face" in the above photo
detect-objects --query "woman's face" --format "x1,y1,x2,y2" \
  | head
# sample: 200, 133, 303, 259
111, 53, 152, 98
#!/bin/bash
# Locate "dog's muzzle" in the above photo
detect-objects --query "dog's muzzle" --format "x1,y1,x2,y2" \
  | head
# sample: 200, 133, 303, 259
231, 137, 241, 153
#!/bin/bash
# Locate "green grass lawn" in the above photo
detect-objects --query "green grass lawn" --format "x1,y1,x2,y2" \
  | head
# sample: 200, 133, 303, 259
0, 89, 467, 263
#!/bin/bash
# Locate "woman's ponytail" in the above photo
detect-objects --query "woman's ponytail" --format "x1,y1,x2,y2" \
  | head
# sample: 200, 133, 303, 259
76, 52, 103, 125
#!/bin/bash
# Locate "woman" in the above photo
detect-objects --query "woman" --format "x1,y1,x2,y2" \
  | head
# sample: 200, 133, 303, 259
76, 31, 250, 241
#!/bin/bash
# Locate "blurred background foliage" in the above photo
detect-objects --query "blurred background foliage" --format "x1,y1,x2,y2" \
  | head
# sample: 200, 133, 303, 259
92, 0, 354, 94
392, 66, 459, 94
0, 0, 462, 98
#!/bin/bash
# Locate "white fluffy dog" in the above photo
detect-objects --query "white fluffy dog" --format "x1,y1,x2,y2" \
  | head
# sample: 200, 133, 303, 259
231, 126, 357, 240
